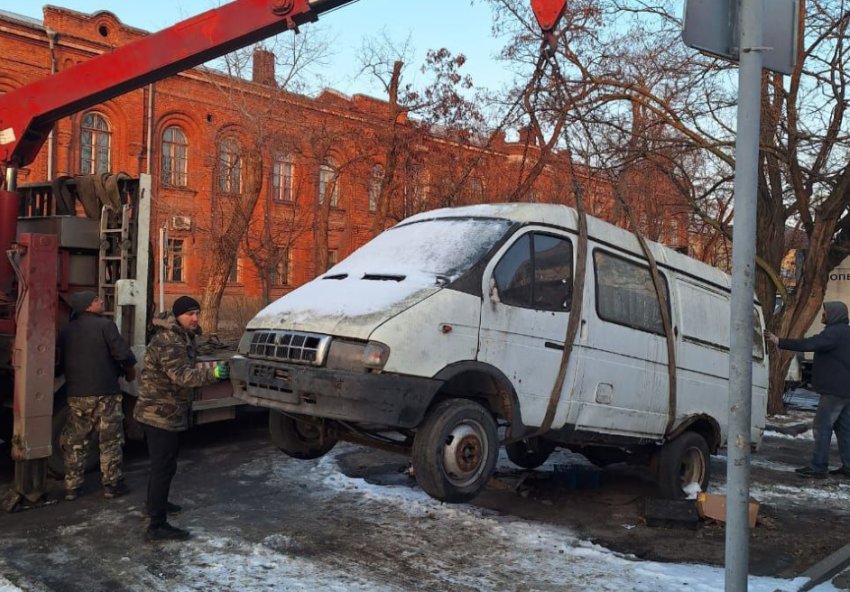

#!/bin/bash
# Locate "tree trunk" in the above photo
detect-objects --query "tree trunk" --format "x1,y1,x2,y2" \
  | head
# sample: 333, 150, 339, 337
200, 148, 264, 332
372, 61, 404, 237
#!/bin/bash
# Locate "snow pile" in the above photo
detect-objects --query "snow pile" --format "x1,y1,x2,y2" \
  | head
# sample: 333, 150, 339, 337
684, 482, 702, 500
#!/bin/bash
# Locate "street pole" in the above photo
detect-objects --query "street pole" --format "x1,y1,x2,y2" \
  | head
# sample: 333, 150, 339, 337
726, 0, 764, 589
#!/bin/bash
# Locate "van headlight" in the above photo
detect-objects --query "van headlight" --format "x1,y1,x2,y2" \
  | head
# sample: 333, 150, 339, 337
362, 342, 390, 370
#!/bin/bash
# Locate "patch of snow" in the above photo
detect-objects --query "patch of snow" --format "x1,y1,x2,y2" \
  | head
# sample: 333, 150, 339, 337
311, 452, 839, 592
764, 429, 814, 440
684, 482, 702, 500
0, 575, 23, 592
250, 218, 510, 328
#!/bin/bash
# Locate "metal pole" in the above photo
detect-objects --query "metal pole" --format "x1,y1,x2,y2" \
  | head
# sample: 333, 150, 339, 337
725, 0, 764, 589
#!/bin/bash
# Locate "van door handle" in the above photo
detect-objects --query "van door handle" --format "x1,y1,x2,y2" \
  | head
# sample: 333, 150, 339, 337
674, 326, 679, 337
545, 342, 565, 351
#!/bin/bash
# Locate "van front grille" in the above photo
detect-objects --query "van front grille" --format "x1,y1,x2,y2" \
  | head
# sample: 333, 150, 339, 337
248, 331, 331, 366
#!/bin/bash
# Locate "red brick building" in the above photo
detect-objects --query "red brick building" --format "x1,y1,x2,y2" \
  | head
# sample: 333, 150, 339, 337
0, 6, 693, 328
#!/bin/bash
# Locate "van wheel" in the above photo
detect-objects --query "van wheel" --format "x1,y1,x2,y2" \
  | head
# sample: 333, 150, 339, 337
269, 411, 337, 460
657, 431, 711, 500
412, 399, 498, 503
48, 400, 99, 478
506, 437, 555, 469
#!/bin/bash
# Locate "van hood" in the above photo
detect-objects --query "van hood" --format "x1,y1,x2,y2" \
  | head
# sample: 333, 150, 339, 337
247, 274, 441, 340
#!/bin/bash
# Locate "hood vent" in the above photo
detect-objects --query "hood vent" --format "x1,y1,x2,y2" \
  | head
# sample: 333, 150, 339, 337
362, 274, 405, 282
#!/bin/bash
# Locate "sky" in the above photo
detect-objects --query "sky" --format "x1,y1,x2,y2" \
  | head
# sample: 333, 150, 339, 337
0, 0, 516, 98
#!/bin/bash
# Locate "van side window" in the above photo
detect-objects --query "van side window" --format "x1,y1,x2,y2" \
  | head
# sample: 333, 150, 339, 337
533, 234, 573, 311
594, 250, 669, 334
494, 233, 573, 311
494, 234, 533, 306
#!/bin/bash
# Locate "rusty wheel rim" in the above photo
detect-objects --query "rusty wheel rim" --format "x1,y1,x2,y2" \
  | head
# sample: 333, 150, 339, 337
442, 421, 488, 487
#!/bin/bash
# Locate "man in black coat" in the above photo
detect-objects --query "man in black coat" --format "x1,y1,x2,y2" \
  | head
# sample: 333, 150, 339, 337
766, 301, 850, 479
59, 291, 138, 500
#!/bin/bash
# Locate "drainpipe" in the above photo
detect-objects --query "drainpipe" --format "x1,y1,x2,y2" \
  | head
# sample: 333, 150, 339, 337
146, 83, 155, 175
46, 28, 58, 182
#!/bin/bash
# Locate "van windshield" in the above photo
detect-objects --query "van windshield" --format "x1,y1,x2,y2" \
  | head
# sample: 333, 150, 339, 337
328, 218, 513, 283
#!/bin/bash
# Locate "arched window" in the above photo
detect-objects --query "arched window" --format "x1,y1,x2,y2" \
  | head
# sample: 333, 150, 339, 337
80, 112, 111, 174
161, 126, 189, 187
272, 154, 294, 203
319, 160, 340, 207
368, 165, 384, 213
218, 138, 242, 193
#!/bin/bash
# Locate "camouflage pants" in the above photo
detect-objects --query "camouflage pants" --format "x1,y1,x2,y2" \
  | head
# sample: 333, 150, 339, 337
62, 394, 125, 491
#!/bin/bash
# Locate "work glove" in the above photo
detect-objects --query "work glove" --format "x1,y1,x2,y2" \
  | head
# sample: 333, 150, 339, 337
213, 362, 230, 381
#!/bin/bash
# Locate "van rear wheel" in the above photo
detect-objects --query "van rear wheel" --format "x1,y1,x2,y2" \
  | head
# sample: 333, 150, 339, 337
412, 399, 498, 503
506, 437, 555, 469
657, 431, 711, 500
269, 411, 337, 460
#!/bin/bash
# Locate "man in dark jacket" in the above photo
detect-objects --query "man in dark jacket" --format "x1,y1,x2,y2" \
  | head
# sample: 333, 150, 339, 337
59, 291, 137, 500
135, 296, 228, 542
766, 301, 850, 479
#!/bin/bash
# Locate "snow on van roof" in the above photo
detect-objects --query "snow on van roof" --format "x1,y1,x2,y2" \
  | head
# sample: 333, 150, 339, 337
402, 204, 733, 291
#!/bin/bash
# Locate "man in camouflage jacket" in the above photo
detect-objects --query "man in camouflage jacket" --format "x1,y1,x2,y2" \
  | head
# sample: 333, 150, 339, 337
135, 296, 228, 542
59, 291, 137, 501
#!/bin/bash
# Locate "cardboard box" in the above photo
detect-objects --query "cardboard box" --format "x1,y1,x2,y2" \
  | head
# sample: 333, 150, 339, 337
696, 493, 759, 528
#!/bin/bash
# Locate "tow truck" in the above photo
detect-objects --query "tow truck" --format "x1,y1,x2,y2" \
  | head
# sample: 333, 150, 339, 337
0, 0, 567, 510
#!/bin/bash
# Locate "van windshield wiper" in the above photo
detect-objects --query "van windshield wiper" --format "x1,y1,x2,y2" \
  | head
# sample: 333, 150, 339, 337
323, 274, 348, 280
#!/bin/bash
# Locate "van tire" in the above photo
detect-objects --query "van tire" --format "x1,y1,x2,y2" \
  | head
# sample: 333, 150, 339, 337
48, 400, 99, 478
412, 399, 498, 503
269, 411, 337, 460
657, 431, 711, 500
506, 437, 556, 469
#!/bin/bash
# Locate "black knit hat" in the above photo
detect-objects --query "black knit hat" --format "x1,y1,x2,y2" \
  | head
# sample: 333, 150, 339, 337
173, 296, 201, 318
70, 291, 98, 315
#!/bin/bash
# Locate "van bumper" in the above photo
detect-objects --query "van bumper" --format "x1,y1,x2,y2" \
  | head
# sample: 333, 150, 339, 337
230, 355, 441, 429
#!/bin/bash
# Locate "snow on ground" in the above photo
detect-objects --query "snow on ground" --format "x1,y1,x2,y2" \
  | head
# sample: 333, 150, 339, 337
0, 576, 23, 592
764, 429, 815, 440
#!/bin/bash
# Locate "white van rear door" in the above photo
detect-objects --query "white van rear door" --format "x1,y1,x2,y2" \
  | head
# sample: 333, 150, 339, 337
478, 228, 577, 429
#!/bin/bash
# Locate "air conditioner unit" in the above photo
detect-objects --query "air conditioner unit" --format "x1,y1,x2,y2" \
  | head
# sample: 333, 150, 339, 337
171, 215, 192, 231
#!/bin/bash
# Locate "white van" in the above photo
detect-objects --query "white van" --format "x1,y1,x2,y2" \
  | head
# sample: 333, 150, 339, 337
231, 204, 769, 502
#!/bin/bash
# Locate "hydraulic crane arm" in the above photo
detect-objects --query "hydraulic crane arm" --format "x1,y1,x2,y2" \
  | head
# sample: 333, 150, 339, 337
0, 0, 352, 169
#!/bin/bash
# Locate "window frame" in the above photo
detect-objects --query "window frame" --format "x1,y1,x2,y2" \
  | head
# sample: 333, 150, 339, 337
327, 249, 338, 272
218, 138, 242, 194
228, 257, 241, 284
161, 126, 189, 187
592, 248, 671, 336
492, 230, 574, 313
80, 112, 112, 175
165, 238, 185, 284
270, 249, 291, 286
368, 164, 384, 213
318, 161, 340, 208
272, 154, 294, 203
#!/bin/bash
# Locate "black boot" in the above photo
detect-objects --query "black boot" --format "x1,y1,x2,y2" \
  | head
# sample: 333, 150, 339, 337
795, 466, 827, 479
829, 466, 850, 477
103, 481, 131, 499
144, 522, 191, 542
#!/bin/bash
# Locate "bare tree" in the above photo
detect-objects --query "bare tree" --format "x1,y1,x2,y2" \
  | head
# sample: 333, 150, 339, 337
489, 0, 850, 413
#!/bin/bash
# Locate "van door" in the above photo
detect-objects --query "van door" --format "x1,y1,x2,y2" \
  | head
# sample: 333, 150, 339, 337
478, 228, 576, 429
571, 248, 672, 438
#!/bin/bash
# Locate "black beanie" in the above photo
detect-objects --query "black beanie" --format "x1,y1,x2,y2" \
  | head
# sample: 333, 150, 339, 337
173, 296, 201, 318
70, 291, 98, 315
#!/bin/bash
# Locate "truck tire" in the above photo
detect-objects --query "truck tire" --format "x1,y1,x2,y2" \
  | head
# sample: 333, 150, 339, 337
505, 437, 555, 469
657, 431, 711, 500
412, 399, 498, 503
269, 411, 337, 460
48, 401, 99, 478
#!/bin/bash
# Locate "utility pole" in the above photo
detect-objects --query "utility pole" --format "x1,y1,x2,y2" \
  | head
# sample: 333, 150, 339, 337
725, 0, 764, 589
